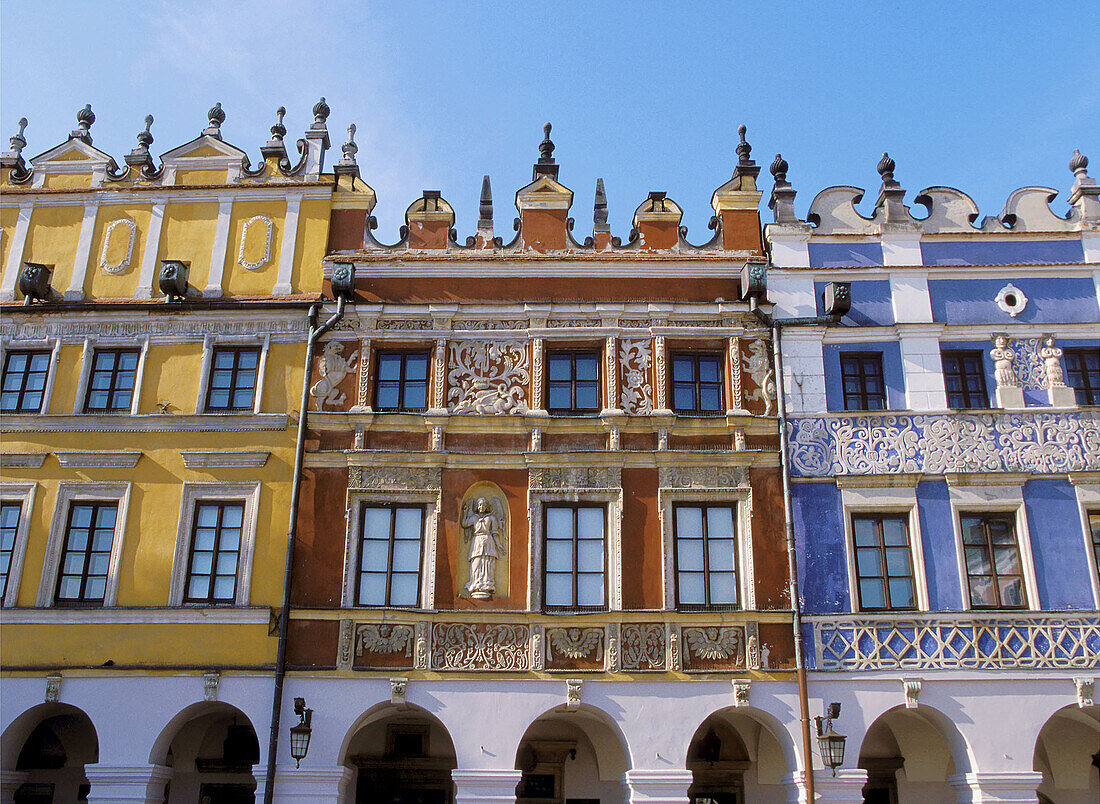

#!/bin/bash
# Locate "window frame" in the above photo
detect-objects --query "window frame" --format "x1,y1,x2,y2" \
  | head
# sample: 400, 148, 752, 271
0, 338, 61, 415
541, 502, 608, 612
38, 482, 131, 607
1064, 347, 1100, 406
81, 347, 143, 413
670, 350, 725, 415
195, 334, 270, 415
671, 502, 741, 611
957, 512, 1029, 610
0, 483, 36, 608
73, 337, 150, 415
940, 349, 989, 410
1070, 478, 1100, 607
849, 513, 919, 611
182, 500, 247, 605
372, 349, 431, 413
546, 349, 602, 415
53, 500, 120, 607
839, 351, 887, 411
353, 503, 427, 608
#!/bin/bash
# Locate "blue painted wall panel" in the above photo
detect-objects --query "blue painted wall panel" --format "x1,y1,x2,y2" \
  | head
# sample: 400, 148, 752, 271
823, 341, 906, 411
928, 277, 1098, 325
792, 482, 850, 614
916, 480, 964, 611
920, 239, 1084, 266
814, 279, 894, 326
808, 242, 884, 267
1024, 479, 1095, 610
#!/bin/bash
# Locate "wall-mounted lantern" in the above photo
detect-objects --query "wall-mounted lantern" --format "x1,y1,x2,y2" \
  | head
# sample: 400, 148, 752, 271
288, 697, 313, 769
815, 702, 847, 776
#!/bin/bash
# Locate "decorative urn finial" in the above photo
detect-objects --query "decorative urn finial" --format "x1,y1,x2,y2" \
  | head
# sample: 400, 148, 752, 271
71, 104, 95, 143
10, 117, 28, 154
770, 153, 789, 183
1070, 149, 1089, 176
540, 122, 555, 161
271, 106, 287, 141
313, 97, 330, 124
208, 102, 225, 128
878, 152, 896, 182
136, 115, 154, 149
342, 123, 358, 161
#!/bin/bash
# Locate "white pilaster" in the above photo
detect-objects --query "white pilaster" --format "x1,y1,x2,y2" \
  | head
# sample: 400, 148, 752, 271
948, 771, 1044, 803
84, 763, 172, 804
64, 202, 100, 301
770, 273, 816, 319
451, 768, 522, 804
133, 202, 165, 299
813, 769, 869, 803
1, 204, 33, 302
624, 768, 693, 804
881, 233, 922, 268
768, 233, 811, 269
203, 199, 234, 297
271, 765, 354, 802
780, 771, 810, 804
898, 330, 948, 411
889, 270, 932, 323
780, 332, 826, 414
273, 193, 302, 295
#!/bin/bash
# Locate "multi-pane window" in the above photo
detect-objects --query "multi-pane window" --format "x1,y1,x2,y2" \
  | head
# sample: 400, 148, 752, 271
184, 502, 244, 604
0, 502, 21, 600
1, 350, 51, 412
357, 505, 424, 607
1089, 511, 1100, 578
374, 352, 429, 411
544, 504, 606, 610
840, 352, 887, 411
672, 352, 723, 414
205, 347, 260, 411
851, 514, 916, 610
84, 349, 140, 412
1065, 347, 1100, 405
960, 514, 1027, 609
941, 350, 988, 409
547, 351, 600, 413
674, 504, 738, 609
55, 502, 117, 606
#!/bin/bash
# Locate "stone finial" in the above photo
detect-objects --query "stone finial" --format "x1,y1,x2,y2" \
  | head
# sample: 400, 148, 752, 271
125, 115, 158, 175
70, 104, 95, 144
342, 123, 358, 161
271, 106, 287, 141
874, 151, 916, 228
533, 121, 559, 180
594, 178, 609, 229
136, 115, 154, 149
478, 174, 493, 228
313, 97, 331, 125
9, 117, 27, 154
1068, 148, 1100, 228
877, 152, 896, 183
732, 123, 760, 180
770, 153, 788, 184
1070, 149, 1088, 175
204, 102, 225, 138
768, 153, 803, 226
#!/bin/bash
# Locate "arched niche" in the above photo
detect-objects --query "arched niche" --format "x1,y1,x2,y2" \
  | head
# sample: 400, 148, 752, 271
859, 705, 969, 804
1033, 704, 1099, 804
2, 703, 98, 804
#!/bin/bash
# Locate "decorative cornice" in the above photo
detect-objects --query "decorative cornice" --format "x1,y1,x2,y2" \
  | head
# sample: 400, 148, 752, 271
0, 607, 270, 625
0, 453, 47, 469
179, 450, 271, 468
2, 414, 289, 434
55, 451, 141, 468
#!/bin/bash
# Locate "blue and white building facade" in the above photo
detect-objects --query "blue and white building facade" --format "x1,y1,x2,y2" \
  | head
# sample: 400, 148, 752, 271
766, 151, 1100, 803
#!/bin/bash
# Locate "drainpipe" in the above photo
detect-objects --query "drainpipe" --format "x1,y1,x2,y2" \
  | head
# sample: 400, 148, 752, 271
752, 298, 842, 803
264, 296, 346, 804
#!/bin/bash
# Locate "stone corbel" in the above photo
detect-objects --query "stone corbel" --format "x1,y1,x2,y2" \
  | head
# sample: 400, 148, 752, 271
203, 670, 221, 701
429, 338, 447, 413
565, 678, 583, 711
414, 622, 429, 670
531, 624, 545, 670
390, 677, 408, 707
605, 623, 620, 672
352, 338, 372, 411
45, 673, 62, 703
337, 619, 354, 669
732, 679, 751, 707
1075, 676, 1094, 709
902, 677, 922, 709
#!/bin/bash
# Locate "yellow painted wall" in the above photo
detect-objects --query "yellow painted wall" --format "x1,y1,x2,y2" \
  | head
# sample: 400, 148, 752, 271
294, 198, 332, 292
174, 169, 229, 186
154, 202, 218, 297
20, 205, 83, 297
84, 204, 153, 299
222, 200, 286, 297
40, 172, 94, 190
1, 206, 18, 276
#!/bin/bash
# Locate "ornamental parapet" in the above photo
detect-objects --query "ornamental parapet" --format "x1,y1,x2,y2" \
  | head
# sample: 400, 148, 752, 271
810, 612, 1100, 671
788, 410, 1100, 477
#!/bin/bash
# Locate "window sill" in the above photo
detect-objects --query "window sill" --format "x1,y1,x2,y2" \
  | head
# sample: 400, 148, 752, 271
1, 413, 290, 433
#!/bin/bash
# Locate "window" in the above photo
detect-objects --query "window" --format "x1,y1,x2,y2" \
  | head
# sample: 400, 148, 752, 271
1065, 347, 1100, 405
672, 352, 723, 414
1, 350, 51, 412
960, 513, 1027, 609
184, 502, 245, 603
674, 504, 738, 609
1089, 511, 1100, 578
374, 351, 429, 412
840, 352, 887, 411
356, 505, 424, 607
851, 514, 916, 610
544, 504, 606, 610
205, 347, 260, 411
547, 351, 600, 413
941, 350, 988, 409
0, 502, 20, 600
83, 349, 140, 412
54, 502, 117, 606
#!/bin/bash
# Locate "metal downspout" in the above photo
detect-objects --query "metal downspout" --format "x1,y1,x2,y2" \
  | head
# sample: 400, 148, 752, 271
263, 296, 346, 804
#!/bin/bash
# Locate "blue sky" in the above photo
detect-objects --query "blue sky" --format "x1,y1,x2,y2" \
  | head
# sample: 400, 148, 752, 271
2, 1, 1096, 239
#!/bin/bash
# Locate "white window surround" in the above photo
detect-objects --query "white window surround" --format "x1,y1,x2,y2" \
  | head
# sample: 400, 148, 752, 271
37, 481, 132, 607
946, 480, 1040, 612
169, 482, 261, 606
71, 336, 150, 415
342, 490, 440, 610
194, 333, 271, 415
658, 487, 754, 611
838, 482, 930, 613
527, 489, 623, 612
0, 337, 62, 414
1069, 476, 1100, 607
1, 482, 37, 607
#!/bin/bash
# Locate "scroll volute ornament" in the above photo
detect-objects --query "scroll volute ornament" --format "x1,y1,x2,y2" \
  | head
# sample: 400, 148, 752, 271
458, 482, 510, 600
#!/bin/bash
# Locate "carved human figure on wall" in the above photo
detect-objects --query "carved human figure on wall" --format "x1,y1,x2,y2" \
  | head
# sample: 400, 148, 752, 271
1038, 335, 1066, 388
462, 495, 506, 599
990, 335, 1017, 389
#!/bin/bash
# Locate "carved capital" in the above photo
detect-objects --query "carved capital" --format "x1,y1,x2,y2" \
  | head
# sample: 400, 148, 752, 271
390, 677, 408, 706
44, 673, 62, 703
1075, 676, 1095, 709
203, 670, 220, 702
732, 679, 751, 707
565, 678, 583, 711
902, 677, 923, 709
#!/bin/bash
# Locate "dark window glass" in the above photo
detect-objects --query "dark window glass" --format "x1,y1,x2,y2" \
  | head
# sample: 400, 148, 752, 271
55, 502, 117, 606
674, 504, 738, 609
205, 347, 260, 411
839, 352, 887, 411
84, 349, 140, 412
1089, 511, 1100, 579
0, 502, 21, 600
671, 352, 723, 414
1064, 347, 1100, 406
185, 502, 245, 604
1, 351, 51, 412
373, 352, 429, 411
941, 350, 988, 410
851, 514, 917, 611
357, 505, 424, 607
547, 351, 601, 413
960, 514, 1027, 609
544, 504, 606, 610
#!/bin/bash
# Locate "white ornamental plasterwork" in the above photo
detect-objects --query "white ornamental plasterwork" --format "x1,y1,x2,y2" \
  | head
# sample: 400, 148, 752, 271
310, 341, 359, 410
99, 217, 137, 274
729, 336, 743, 410
620, 623, 666, 670
659, 466, 748, 490
349, 466, 442, 491
991, 334, 1019, 390
377, 319, 432, 331
447, 341, 530, 414
431, 623, 530, 671
619, 339, 653, 414
0, 318, 308, 342
620, 318, 655, 328
546, 627, 604, 663
238, 215, 274, 270
682, 626, 746, 669
453, 319, 527, 330
530, 625, 545, 670
45, 673, 62, 703
432, 339, 447, 409
744, 338, 776, 415
1038, 336, 1067, 389
1009, 337, 1048, 390
606, 336, 618, 409
203, 670, 220, 702
530, 467, 621, 490
832, 415, 923, 474
414, 622, 429, 670
356, 339, 372, 407
549, 318, 597, 328
356, 624, 415, 658
337, 619, 354, 669
605, 623, 620, 671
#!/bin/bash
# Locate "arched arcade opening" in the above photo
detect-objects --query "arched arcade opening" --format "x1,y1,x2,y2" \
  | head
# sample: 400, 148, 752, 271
1034, 704, 1100, 804
1, 703, 98, 804
858, 705, 965, 804
686, 708, 796, 804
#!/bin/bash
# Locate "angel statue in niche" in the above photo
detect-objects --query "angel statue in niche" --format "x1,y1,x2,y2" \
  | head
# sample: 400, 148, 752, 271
461, 495, 506, 600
